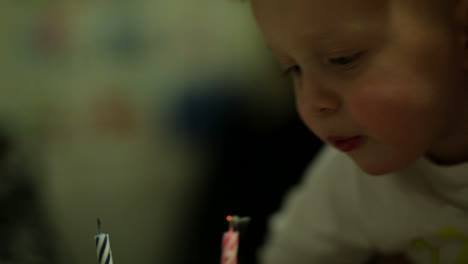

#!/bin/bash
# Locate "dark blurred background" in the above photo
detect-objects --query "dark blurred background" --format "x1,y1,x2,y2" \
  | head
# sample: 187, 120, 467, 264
0, 1, 322, 263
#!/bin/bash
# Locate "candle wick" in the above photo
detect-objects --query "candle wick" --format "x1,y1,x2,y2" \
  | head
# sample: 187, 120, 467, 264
97, 218, 102, 234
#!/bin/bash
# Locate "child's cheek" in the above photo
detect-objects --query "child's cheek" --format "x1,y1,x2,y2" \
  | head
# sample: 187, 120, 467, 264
349, 84, 425, 145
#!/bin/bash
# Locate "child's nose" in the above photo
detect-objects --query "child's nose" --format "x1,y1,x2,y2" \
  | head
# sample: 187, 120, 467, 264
298, 78, 341, 117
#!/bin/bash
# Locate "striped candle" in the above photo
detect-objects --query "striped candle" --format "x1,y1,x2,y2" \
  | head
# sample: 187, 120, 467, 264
95, 218, 114, 264
221, 226, 239, 264
221, 215, 251, 264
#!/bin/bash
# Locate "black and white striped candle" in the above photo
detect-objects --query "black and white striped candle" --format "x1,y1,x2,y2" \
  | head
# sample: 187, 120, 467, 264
95, 218, 114, 264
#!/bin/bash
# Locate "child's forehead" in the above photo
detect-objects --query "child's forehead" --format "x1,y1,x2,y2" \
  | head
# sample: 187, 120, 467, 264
252, 0, 388, 17
252, 0, 452, 24
252, 0, 389, 46
252, 0, 389, 33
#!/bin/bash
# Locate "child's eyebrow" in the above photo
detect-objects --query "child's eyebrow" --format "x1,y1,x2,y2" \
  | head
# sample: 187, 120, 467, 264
262, 33, 338, 58
262, 24, 383, 59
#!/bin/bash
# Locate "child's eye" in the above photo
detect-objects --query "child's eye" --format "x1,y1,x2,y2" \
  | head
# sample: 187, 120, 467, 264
328, 52, 364, 67
282, 65, 301, 77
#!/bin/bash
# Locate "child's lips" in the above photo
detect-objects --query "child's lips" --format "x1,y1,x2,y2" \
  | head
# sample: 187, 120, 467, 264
326, 135, 365, 152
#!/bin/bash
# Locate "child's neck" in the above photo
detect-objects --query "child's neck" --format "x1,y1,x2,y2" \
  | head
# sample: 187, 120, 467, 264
426, 100, 468, 166
426, 152, 468, 166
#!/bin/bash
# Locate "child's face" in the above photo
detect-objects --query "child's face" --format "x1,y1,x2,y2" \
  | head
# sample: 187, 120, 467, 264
252, 0, 468, 175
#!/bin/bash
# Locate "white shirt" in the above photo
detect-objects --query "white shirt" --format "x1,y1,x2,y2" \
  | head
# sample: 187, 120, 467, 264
259, 146, 468, 264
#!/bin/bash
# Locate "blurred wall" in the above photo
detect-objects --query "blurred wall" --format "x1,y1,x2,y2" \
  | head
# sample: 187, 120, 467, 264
0, 1, 300, 263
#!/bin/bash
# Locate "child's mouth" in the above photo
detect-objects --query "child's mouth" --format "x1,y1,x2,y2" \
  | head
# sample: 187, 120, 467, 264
327, 136, 365, 152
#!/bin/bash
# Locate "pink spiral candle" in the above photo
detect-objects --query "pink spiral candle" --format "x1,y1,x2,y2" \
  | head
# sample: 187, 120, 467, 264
221, 225, 239, 264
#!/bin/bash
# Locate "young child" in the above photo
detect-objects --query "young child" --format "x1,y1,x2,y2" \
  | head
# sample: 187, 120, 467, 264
247, 0, 468, 263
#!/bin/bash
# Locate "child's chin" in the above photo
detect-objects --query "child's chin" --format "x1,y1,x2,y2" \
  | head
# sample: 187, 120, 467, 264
356, 160, 413, 176
350, 149, 423, 176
